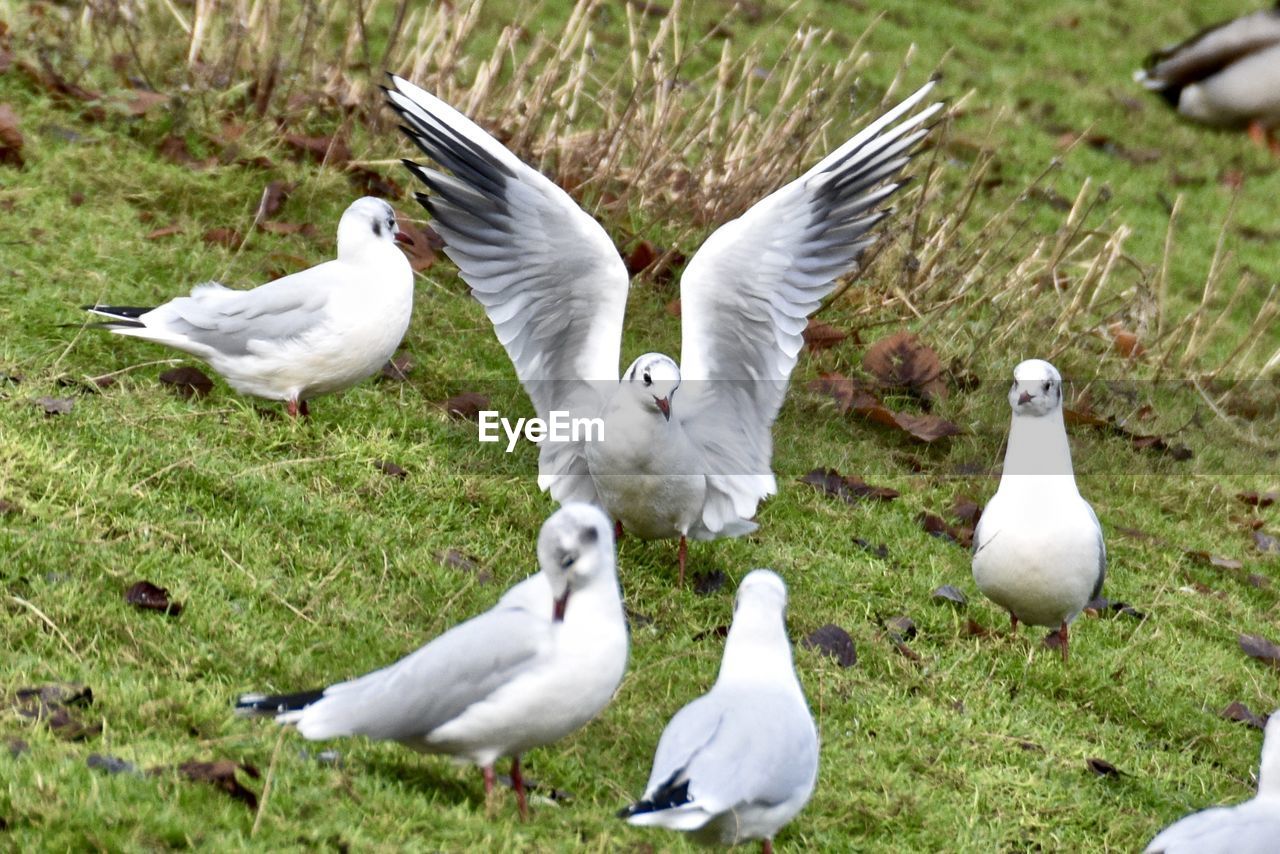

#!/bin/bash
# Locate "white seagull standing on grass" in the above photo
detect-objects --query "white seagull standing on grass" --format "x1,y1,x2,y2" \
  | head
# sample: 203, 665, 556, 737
971, 359, 1106, 661
85, 197, 415, 418
235, 503, 628, 819
385, 75, 942, 584
1145, 711, 1280, 853
618, 570, 818, 853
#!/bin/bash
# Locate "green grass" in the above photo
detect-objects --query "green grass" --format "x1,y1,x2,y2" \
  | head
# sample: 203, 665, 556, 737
2, 0, 1279, 850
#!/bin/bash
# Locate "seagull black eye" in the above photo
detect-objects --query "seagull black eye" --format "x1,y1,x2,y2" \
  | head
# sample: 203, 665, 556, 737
643, 371, 652, 387
560, 554, 576, 569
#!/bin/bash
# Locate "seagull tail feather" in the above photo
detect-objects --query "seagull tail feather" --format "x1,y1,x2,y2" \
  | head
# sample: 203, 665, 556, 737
83, 305, 153, 329
234, 688, 325, 718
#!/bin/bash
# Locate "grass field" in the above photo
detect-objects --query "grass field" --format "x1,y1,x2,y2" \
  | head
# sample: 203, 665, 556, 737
2, 0, 1279, 850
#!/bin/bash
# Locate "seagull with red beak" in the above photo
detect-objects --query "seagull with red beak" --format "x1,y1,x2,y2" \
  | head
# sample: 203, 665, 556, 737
234, 503, 628, 819
972, 359, 1106, 661
84, 197, 415, 418
385, 75, 942, 585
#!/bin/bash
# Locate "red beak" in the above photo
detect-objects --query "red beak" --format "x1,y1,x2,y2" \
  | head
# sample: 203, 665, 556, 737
394, 231, 414, 246
654, 397, 671, 421
553, 589, 570, 622
1017, 391, 1033, 405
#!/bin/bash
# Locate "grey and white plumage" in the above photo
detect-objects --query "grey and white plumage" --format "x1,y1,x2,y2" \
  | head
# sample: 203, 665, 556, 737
85, 197, 415, 417
385, 75, 941, 580
619, 570, 818, 852
971, 359, 1105, 660
1145, 711, 1280, 853
235, 503, 628, 817
1134, 5, 1280, 134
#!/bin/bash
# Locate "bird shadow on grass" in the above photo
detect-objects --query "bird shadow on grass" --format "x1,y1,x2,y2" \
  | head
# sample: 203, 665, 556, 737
358, 754, 492, 812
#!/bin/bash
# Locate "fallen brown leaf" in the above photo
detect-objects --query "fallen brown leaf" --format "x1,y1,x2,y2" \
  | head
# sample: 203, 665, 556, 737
1252, 531, 1280, 554
202, 227, 243, 250
348, 165, 404, 199
124, 90, 168, 117
166, 760, 261, 809
799, 468, 899, 504
625, 240, 659, 276
374, 460, 407, 479
1220, 701, 1269, 730
802, 320, 848, 352
257, 180, 292, 219
1086, 757, 1122, 777
440, 392, 490, 421
917, 511, 974, 548
10, 684, 101, 740
801, 624, 857, 667
932, 585, 968, 607
159, 367, 214, 399
145, 224, 185, 240
1238, 490, 1279, 508
283, 133, 350, 167
0, 104, 23, 168
1239, 633, 1280, 668
863, 331, 947, 405
125, 580, 182, 616
394, 215, 441, 272
380, 353, 414, 382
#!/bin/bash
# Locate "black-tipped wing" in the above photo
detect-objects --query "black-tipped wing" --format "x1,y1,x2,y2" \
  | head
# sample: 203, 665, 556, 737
385, 76, 630, 506
676, 82, 942, 531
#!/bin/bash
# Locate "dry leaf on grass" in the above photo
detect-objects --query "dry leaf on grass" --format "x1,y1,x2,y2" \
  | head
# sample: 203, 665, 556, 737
1240, 633, 1280, 668
125, 581, 183, 616
158, 760, 261, 809
802, 320, 848, 352
440, 392, 490, 421
799, 468, 899, 504
0, 104, 23, 167
863, 331, 948, 406
159, 367, 213, 399
380, 354, 413, 382
374, 460, 407, 479
35, 396, 73, 416
801, 624, 857, 667
10, 684, 101, 740
1220, 701, 1269, 729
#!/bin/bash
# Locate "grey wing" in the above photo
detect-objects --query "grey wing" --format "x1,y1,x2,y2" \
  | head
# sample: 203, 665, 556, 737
1140, 9, 1280, 90
385, 77, 630, 506
290, 604, 549, 741
677, 82, 942, 533
1085, 500, 1106, 600
146, 266, 335, 357
644, 687, 818, 815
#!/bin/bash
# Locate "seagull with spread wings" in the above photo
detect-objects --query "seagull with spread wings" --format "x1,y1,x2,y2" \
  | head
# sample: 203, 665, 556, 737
385, 77, 941, 582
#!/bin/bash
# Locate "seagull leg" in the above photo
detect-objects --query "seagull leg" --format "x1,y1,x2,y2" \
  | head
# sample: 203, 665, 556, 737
1056, 621, 1070, 663
1248, 120, 1268, 150
299, 399, 310, 417
677, 535, 688, 587
761, 840, 774, 854
1009, 612, 1019, 636
614, 520, 624, 541
482, 764, 496, 816
510, 755, 528, 821
286, 399, 300, 418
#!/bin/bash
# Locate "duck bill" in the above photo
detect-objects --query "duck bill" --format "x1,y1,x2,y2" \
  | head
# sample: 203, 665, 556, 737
553, 589, 570, 622
654, 397, 671, 421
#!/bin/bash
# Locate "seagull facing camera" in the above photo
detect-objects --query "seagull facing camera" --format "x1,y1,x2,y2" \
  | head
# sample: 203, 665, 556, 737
972, 358, 1106, 661
624, 353, 681, 422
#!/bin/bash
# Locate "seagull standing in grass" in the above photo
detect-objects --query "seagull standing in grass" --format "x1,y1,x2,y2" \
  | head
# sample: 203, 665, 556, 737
85, 196, 415, 417
618, 570, 818, 852
235, 503, 628, 819
1145, 711, 1280, 853
385, 75, 941, 584
971, 359, 1105, 661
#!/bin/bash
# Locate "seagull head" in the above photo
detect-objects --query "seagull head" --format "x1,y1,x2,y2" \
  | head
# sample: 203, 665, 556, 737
537, 503, 616, 622
1008, 358, 1063, 418
336, 196, 413, 260
734, 569, 788, 618
622, 354, 680, 421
